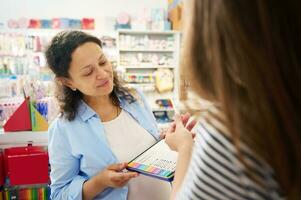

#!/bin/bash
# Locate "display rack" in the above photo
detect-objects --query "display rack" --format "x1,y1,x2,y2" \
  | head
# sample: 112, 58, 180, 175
117, 30, 180, 118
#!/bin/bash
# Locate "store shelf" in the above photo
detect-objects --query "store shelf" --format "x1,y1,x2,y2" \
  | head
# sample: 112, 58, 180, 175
117, 29, 181, 123
0, 129, 48, 148
119, 49, 174, 52
122, 65, 174, 69
126, 82, 154, 86
152, 107, 174, 112
118, 29, 177, 35
0, 28, 97, 36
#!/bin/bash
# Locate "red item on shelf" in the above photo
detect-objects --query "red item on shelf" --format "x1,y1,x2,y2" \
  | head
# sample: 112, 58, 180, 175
3, 98, 32, 132
0, 150, 5, 186
28, 19, 41, 29
82, 18, 95, 29
52, 18, 60, 29
4, 145, 49, 186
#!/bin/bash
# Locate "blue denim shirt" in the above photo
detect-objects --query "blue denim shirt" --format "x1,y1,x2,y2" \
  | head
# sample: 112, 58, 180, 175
48, 89, 159, 200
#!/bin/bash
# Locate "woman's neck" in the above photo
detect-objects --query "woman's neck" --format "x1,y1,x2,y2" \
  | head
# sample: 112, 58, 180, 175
83, 95, 119, 122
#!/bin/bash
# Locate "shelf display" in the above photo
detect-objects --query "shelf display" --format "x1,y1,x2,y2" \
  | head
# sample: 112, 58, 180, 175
117, 30, 180, 123
119, 34, 174, 50
0, 31, 117, 131
0, 4, 181, 200
2, 185, 50, 200
119, 52, 174, 68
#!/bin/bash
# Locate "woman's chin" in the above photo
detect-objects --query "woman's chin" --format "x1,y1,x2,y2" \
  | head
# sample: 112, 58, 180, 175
95, 84, 114, 95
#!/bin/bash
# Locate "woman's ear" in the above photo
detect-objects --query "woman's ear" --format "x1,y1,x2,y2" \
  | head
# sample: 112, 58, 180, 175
55, 77, 76, 90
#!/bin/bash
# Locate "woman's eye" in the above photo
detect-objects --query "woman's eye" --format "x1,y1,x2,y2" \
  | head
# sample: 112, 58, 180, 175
84, 69, 93, 76
99, 60, 107, 65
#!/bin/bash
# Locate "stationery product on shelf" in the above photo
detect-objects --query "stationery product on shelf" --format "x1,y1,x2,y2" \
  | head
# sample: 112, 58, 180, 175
82, 18, 95, 30
154, 68, 174, 93
40, 19, 52, 29
51, 18, 60, 29
155, 99, 173, 109
153, 111, 174, 123
3, 97, 48, 132
119, 34, 174, 50
0, 97, 23, 127
28, 19, 41, 29
0, 77, 56, 128
116, 12, 131, 30
0, 187, 3, 200
2, 185, 49, 200
124, 73, 154, 84
0, 33, 52, 84
120, 53, 174, 68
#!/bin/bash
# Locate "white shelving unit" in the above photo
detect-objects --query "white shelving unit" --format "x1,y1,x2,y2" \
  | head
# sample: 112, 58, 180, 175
123, 66, 174, 69
117, 30, 181, 117
119, 49, 174, 52
0, 129, 48, 149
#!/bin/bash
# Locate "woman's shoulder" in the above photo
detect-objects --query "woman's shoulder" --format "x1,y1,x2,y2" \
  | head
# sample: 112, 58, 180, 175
191, 110, 281, 199
48, 114, 80, 136
195, 106, 232, 143
194, 115, 236, 157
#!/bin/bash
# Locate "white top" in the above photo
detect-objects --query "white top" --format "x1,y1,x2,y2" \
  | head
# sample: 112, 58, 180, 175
103, 109, 171, 200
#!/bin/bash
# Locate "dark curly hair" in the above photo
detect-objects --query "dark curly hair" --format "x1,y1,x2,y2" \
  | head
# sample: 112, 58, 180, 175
45, 31, 135, 121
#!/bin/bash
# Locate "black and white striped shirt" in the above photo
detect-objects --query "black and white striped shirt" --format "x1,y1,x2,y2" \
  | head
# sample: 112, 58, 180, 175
176, 110, 283, 200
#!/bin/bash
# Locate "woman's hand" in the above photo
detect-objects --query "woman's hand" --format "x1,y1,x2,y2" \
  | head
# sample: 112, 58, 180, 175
83, 162, 138, 200
160, 113, 197, 139
164, 114, 195, 152
96, 162, 139, 188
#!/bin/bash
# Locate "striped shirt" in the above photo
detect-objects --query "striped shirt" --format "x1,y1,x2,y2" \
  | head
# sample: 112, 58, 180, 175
176, 109, 283, 200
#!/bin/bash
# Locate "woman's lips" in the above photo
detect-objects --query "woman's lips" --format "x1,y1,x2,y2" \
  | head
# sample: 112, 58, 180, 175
97, 80, 109, 88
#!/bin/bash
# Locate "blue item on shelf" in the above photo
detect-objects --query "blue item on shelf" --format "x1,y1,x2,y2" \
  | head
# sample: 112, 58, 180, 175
153, 111, 172, 123
69, 19, 82, 29
164, 20, 171, 30
40, 19, 52, 29
59, 18, 70, 29
115, 23, 131, 30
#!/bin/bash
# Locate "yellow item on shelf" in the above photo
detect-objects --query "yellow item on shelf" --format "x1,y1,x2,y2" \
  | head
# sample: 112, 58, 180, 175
154, 69, 174, 93
168, 0, 183, 30
30, 102, 48, 131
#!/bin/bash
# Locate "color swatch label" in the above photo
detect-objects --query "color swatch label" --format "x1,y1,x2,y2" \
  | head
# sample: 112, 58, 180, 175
128, 140, 177, 178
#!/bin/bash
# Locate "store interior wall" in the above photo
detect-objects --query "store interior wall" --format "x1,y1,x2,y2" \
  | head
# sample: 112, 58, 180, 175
0, 0, 168, 34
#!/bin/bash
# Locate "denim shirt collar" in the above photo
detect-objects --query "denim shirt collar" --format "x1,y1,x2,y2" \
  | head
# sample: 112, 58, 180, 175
77, 96, 131, 122
76, 93, 159, 140
77, 100, 98, 122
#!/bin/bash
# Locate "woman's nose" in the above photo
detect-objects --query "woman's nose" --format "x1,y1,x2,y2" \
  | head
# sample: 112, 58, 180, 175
95, 67, 107, 79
